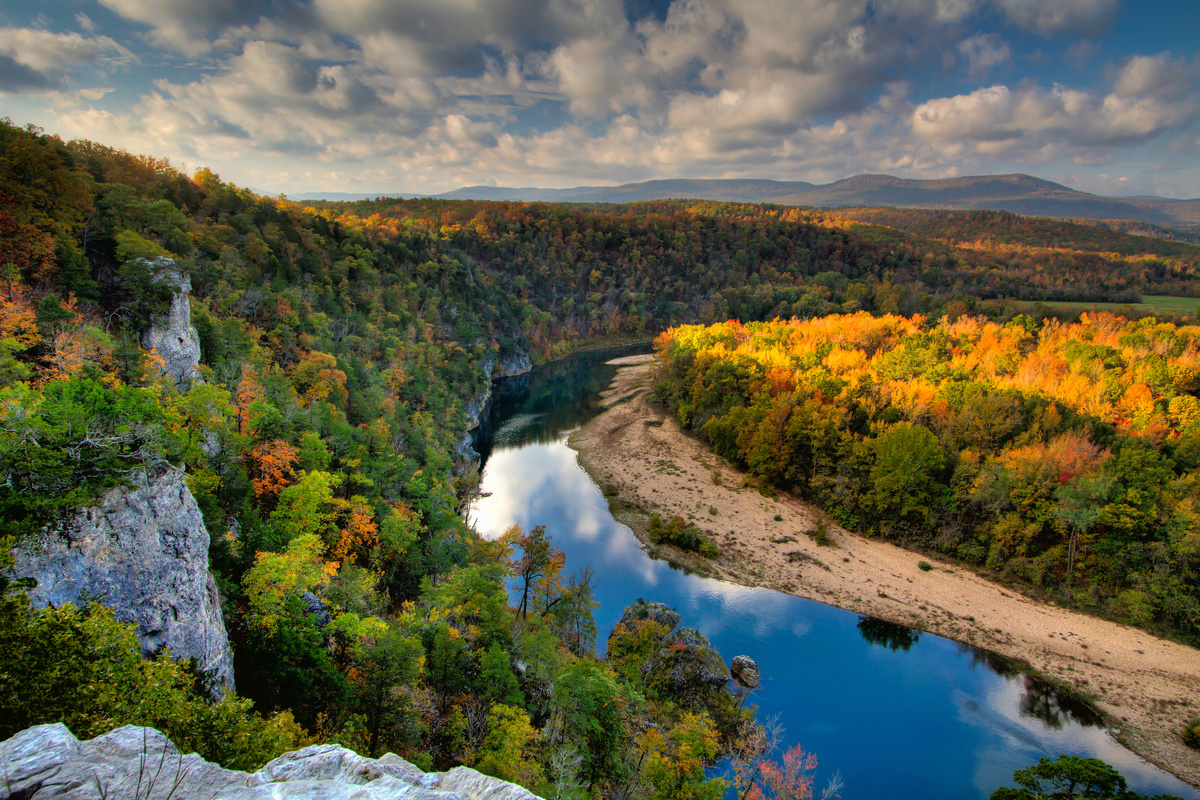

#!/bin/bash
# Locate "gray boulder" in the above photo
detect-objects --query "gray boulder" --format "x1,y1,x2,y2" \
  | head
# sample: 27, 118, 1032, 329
0, 723, 244, 800
495, 352, 532, 378
436, 766, 541, 799
9, 470, 235, 692
0, 724, 543, 800
251, 744, 434, 789
731, 655, 761, 689
140, 257, 202, 388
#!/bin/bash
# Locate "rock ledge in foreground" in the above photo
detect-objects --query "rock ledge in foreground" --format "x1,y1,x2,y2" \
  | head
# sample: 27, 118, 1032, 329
0, 723, 543, 800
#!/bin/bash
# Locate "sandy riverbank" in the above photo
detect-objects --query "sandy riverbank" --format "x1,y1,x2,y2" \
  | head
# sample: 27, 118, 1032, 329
568, 354, 1200, 789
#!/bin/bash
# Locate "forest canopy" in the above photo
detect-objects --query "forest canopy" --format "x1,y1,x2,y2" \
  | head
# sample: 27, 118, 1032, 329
654, 313, 1200, 642
3, 116, 1200, 793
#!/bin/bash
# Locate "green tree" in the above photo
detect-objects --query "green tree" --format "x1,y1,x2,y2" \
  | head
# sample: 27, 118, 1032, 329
867, 422, 944, 532
479, 642, 523, 707
552, 660, 633, 791
270, 471, 342, 547
0, 595, 305, 769
351, 628, 424, 756
990, 755, 1183, 800
242, 533, 332, 629
1052, 475, 1113, 590
426, 624, 471, 717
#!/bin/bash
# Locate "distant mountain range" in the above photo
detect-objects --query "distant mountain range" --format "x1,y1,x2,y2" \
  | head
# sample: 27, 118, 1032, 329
287, 174, 1200, 230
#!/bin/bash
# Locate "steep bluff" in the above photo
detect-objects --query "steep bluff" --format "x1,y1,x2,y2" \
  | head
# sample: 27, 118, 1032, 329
10, 470, 235, 692
0, 723, 542, 800
141, 256, 202, 388
457, 350, 533, 465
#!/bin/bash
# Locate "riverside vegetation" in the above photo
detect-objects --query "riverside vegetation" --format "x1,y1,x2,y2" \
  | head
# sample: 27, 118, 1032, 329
3, 117, 1200, 796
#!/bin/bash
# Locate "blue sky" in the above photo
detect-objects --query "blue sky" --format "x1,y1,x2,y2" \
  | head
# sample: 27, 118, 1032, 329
0, 0, 1197, 197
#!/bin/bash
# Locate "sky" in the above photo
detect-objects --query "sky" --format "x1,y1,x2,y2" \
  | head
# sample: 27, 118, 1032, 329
0, 0, 1197, 198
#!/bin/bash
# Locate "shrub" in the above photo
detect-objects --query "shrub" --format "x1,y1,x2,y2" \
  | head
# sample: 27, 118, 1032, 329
1185, 715, 1200, 750
918, 561, 933, 572
0, 595, 307, 769
648, 514, 720, 559
811, 518, 832, 546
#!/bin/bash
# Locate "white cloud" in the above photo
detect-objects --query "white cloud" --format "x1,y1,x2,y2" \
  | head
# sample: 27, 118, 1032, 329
910, 74, 1196, 162
958, 33, 1010, 78
0, 27, 130, 92
1113, 53, 1193, 100
0, 27, 129, 73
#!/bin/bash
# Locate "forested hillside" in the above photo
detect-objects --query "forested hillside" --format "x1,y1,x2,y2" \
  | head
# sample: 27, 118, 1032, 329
832, 208, 1200, 259
0, 119, 762, 798
2, 117, 1200, 794
654, 314, 1200, 642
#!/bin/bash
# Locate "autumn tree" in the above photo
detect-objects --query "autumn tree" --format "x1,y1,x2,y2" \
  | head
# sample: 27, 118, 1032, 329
642, 712, 726, 800
511, 524, 566, 620
473, 704, 546, 789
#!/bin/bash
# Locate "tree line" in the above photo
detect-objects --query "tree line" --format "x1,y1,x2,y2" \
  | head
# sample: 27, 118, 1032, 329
654, 313, 1200, 645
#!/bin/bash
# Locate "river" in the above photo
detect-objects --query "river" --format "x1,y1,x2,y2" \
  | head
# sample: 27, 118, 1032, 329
469, 345, 1198, 800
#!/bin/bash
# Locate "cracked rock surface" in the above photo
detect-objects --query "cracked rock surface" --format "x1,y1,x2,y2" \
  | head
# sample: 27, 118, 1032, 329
0, 724, 543, 800
9, 471, 235, 692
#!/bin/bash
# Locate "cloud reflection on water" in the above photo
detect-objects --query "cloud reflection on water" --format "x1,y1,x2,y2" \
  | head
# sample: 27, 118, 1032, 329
473, 439, 812, 641
964, 676, 1197, 799
471, 424, 1200, 800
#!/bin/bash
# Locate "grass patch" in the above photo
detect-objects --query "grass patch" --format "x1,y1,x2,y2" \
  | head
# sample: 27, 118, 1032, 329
773, 513, 783, 522
1035, 295, 1200, 316
918, 560, 933, 572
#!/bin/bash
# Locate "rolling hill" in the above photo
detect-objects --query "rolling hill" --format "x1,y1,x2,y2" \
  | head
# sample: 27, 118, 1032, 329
300, 174, 1200, 230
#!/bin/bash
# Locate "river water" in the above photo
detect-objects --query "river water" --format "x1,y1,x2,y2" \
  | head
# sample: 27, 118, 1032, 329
469, 346, 1198, 800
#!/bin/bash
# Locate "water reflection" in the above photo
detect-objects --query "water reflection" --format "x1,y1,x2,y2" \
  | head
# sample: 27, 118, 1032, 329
857, 616, 922, 652
471, 347, 1199, 800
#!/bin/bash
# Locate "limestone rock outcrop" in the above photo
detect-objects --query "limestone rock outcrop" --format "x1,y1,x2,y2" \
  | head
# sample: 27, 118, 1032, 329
495, 351, 532, 379
141, 257, 202, 387
607, 602, 732, 692
456, 350, 533, 466
9, 470, 235, 692
731, 655, 761, 689
606, 600, 681, 649
0, 724, 544, 800
657, 627, 732, 691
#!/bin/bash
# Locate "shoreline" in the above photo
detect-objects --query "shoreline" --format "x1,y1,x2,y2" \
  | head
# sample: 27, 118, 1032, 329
568, 354, 1200, 790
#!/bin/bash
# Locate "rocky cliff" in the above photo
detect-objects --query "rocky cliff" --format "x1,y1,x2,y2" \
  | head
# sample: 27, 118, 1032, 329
456, 351, 533, 465
9, 470, 235, 692
141, 257, 202, 387
0, 723, 542, 800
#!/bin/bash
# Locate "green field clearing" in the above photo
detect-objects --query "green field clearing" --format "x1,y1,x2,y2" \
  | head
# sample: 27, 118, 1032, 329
1029, 295, 1200, 315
